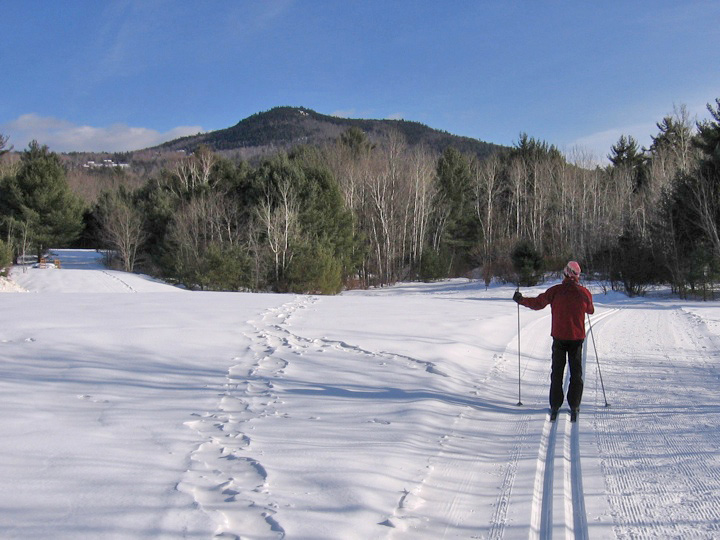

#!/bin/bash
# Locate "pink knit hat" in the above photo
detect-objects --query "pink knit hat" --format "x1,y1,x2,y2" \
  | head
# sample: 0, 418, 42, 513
564, 261, 581, 280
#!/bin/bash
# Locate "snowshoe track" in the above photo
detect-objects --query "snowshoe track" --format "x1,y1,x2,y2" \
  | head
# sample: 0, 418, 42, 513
178, 298, 311, 539
183, 294, 456, 539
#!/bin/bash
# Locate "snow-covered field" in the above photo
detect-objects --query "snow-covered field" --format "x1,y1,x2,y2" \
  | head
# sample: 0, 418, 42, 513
2, 249, 720, 539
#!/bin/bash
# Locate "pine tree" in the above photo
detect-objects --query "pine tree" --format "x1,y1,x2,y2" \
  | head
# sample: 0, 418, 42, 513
695, 98, 720, 172
687, 98, 720, 261
511, 239, 543, 286
609, 135, 648, 192
435, 147, 478, 273
339, 127, 373, 159
648, 107, 696, 175
0, 141, 85, 258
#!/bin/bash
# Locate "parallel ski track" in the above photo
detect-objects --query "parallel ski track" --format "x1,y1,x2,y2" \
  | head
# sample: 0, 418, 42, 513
564, 417, 588, 540
595, 306, 720, 539
529, 417, 558, 539
487, 310, 552, 539
527, 307, 618, 539
486, 414, 532, 539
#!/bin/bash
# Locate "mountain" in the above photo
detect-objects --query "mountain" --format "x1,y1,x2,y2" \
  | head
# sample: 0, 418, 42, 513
153, 106, 505, 158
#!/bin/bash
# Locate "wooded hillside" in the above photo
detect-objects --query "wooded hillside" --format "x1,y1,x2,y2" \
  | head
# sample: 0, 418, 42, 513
2, 100, 720, 299
154, 106, 504, 159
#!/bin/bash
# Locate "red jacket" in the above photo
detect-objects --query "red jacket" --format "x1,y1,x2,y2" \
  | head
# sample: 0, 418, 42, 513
519, 278, 595, 340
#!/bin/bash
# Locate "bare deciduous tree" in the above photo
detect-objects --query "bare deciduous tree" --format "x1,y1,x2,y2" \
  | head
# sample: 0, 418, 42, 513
100, 194, 148, 272
363, 131, 411, 285
408, 147, 437, 269
166, 145, 217, 197
473, 153, 502, 263
0, 133, 11, 157
690, 170, 720, 259
257, 176, 299, 281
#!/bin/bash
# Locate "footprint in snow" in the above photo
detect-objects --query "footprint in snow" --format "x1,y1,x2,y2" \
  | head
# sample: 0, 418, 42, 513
77, 394, 109, 403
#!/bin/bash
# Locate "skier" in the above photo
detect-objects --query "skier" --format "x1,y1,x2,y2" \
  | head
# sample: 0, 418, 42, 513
513, 261, 594, 422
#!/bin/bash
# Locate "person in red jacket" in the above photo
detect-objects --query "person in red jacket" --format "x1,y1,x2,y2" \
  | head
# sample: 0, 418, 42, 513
513, 261, 594, 421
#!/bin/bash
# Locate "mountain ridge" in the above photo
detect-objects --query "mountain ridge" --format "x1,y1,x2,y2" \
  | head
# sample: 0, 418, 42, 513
153, 106, 505, 158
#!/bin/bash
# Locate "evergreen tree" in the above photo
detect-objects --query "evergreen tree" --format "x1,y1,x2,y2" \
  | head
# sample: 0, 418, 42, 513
686, 98, 720, 262
695, 98, 720, 172
609, 135, 648, 192
650, 116, 692, 157
512, 132, 562, 162
650, 99, 720, 296
511, 239, 543, 286
253, 151, 356, 293
0, 141, 85, 258
339, 127, 373, 159
611, 227, 661, 296
435, 147, 478, 273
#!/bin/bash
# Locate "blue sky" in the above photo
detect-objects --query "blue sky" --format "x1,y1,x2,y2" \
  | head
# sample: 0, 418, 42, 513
2, 1, 719, 161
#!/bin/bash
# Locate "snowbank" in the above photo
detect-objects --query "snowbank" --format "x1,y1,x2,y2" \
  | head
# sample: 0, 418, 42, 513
0, 274, 26, 292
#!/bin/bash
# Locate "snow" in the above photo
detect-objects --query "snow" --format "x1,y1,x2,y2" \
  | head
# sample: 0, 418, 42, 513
2, 249, 720, 539
0, 275, 26, 292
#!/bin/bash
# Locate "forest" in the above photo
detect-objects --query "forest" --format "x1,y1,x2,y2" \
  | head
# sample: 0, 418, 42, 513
1, 99, 719, 297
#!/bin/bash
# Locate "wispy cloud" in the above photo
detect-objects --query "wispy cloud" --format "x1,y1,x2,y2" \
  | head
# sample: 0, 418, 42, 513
254, 0, 295, 27
2, 114, 203, 152
567, 98, 716, 165
386, 113, 405, 121
568, 122, 656, 165
222, 0, 296, 45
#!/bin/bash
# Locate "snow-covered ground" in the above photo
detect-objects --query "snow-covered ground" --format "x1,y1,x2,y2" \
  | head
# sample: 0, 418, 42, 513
2, 249, 720, 539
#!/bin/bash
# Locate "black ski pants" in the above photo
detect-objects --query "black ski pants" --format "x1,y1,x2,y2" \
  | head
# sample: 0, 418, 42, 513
550, 338, 584, 411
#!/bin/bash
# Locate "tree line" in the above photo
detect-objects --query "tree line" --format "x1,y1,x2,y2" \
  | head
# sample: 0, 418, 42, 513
1, 99, 719, 297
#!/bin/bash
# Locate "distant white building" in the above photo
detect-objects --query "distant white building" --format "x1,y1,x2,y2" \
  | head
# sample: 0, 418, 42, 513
83, 159, 130, 170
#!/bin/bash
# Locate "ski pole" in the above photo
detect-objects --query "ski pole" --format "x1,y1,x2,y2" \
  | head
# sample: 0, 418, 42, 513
587, 313, 609, 407
516, 287, 523, 406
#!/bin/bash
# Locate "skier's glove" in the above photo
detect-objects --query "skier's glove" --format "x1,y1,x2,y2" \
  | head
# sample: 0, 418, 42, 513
513, 291, 523, 303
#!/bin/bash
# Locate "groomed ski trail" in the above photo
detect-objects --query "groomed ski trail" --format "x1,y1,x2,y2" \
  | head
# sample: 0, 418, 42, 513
593, 305, 720, 539
528, 410, 590, 540
528, 307, 617, 540
529, 416, 558, 539
484, 302, 615, 539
